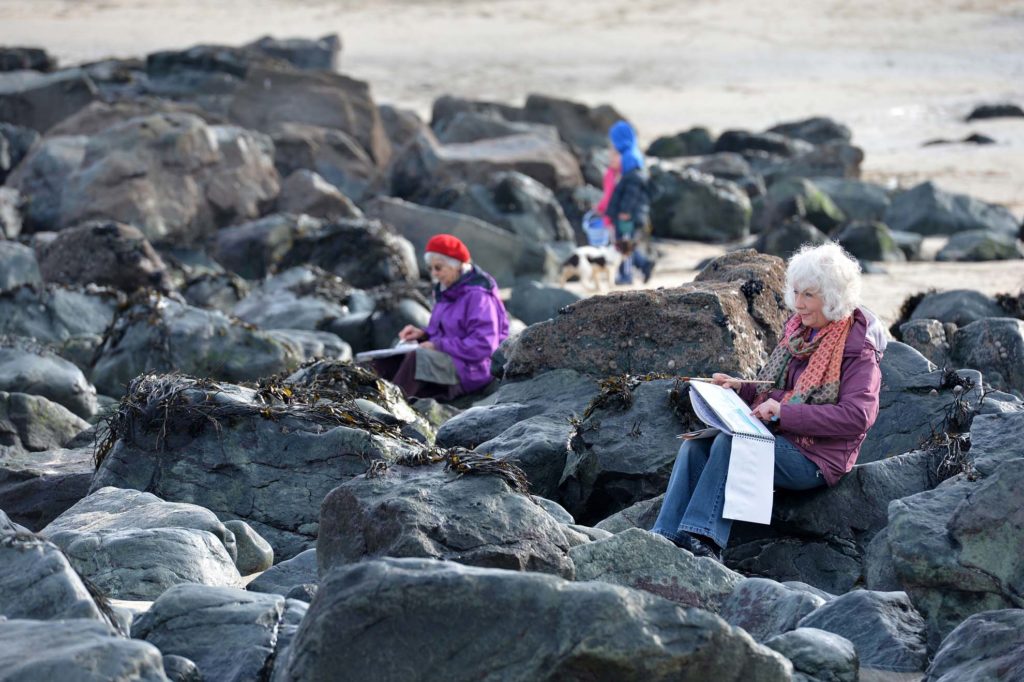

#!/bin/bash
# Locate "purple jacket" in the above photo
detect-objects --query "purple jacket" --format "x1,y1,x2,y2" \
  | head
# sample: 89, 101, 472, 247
739, 308, 884, 486
424, 266, 510, 393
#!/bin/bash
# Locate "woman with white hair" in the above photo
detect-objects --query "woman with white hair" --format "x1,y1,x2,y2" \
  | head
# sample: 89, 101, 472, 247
375, 234, 510, 401
652, 243, 887, 561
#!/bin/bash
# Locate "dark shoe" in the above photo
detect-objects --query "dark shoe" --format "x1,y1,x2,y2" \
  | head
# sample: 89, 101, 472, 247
641, 261, 655, 284
689, 535, 723, 562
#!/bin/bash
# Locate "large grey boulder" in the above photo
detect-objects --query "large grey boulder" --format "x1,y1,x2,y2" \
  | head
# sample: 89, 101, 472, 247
0, 121, 40, 184
797, 590, 927, 673
952, 318, 1024, 392
502, 250, 787, 379
211, 212, 323, 279
649, 166, 752, 241
269, 122, 382, 202
0, 341, 97, 419
91, 373, 425, 559
759, 141, 865, 184
274, 557, 792, 682
835, 221, 906, 262
275, 169, 361, 220
764, 628, 858, 682
36, 220, 173, 293
752, 218, 830, 259
243, 33, 340, 72
229, 65, 391, 169
0, 391, 89, 458
686, 152, 765, 199
768, 117, 852, 146
3, 135, 87, 232
924, 609, 1024, 682
594, 493, 665, 534
521, 93, 624, 156
42, 486, 242, 600
0, 68, 99, 132
811, 176, 891, 223
507, 280, 581, 325
721, 578, 827, 642
0, 533, 120, 624
908, 289, 1005, 327
936, 229, 1024, 261
0, 619, 169, 682
232, 266, 351, 331
647, 126, 715, 158
715, 129, 812, 157
570, 528, 742, 612
46, 98, 222, 137
247, 547, 318, 597
58, 113, 280, 245
366, 196, 557, 286
435, 109, 559, 144
90, 294, 303, 397
133, 583, 307, 682
223, 519, 274, 575
180, 271, 250, 313
885, 181, 1019, 236
755, 177, 845, 234
317, 464, 575, 577
472, 413, 574, 500
898, 319, 952, 368
0, 446, 93, 530
0, 241, 41, 292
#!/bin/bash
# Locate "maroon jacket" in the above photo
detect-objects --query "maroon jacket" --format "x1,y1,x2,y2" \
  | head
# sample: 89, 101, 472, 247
739, 308, 883, 486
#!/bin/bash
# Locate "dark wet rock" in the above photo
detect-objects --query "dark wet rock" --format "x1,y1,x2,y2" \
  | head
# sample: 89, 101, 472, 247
223, 519, 274, 575
90, 293, 303, 397
471, 414, 574, 500
46, 98, 224, 137
721, 578, 826, 642
276, 557, 792, 682
0, 240, 41, 292
390, 130, 584, 200
890, 229, 924, 260
276, 169, 362, 220
0, 507, 28, 533
366, 196, 556, 286
715, 130, 813, 157
230, 266, 351, 332
58, 114, 280, 245
430, 94, 525, 132
0, 339, 96, 419
687, 152, 766, 199
836, 221, 906, 262
0, 619, 168, 681
768, 117, 853, 146
646, 126, 715, 158
797, 590, 927, 673
936, 229, 1024, 261
435, 110, 559, 145
133, 583, 307, 682
0, 68, 99, 132
161, 655, 201, 682
924, 609, 1024, 681
425, 170, 576, 244
951, 318, 1024, 392
0, 533, 119, 624
898, 319, 951, 368
507, 281, 581, 325
42, 486, 242, 600
0, 121, 39, 184
570, 528, 742, 612
760, 141, 865, 183
277, 217, 419, 289
0, 445, 93, 531
247, 548, 317, 597
965, 103, 1024, 121
92, 373, 423, 559
502, 250, 787, 379
244, 33, 341, 71
378, 104, 428, 154
521, 93, 625, 156
368, 294, 433, 350
0, 47, 57, 72
229, 65, 390, 167
811, 176, 891, 224
594, 493, 665, 533
909, 289, 1005, 327
885, 181, 1018, 236
436, 369, 600, 448
755, 177, 845, 234
0, 391, 89, 458
181, 271, 250, 313
753, 217, 830, 259
36, 220, 173, 293
764, 628, 858, 682
212, 213, 322, 279
4, 134, 87, 232
923, 132, 997, 146
269, 121, 382, 202
318, 464, 575, 577
648, 166, 752, 241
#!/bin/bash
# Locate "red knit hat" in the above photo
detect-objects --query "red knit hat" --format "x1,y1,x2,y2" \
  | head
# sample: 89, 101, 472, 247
425, 234, 471, 263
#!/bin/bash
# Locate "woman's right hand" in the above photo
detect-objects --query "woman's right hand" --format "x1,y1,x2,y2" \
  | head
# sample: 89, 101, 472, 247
711, 373, 743, 390
398, 325, 425, 342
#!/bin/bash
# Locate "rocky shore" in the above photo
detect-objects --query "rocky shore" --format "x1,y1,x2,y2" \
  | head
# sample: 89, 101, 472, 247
1, 33, 1023, 682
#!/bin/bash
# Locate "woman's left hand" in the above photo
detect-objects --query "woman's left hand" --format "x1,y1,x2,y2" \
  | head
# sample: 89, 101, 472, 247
752, 399, 781, 423
419, 341, 436, 350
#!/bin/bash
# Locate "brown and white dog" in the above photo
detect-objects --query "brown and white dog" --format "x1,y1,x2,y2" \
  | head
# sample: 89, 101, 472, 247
558, 245, 622, 291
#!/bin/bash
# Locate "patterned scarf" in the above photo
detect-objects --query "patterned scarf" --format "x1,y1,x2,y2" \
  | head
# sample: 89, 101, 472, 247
752, 313, 853, 413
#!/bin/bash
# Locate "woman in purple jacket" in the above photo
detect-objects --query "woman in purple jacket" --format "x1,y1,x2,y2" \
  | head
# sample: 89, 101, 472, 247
652, 243, 887, 560
377, 233, 510, 401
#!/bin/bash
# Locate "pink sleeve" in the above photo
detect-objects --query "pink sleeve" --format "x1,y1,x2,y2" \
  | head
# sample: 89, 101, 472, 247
778, 349, 881, 437
596, 167, 617, 215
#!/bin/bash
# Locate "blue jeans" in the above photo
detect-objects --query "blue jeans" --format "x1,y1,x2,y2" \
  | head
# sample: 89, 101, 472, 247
651, 433, 825, 549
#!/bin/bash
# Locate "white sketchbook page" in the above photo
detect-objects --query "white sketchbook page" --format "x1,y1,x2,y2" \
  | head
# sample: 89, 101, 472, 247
689, 381, 774, 439
722, 436, 775, 524
354, 342, 419, 362
689, 390, 730, 433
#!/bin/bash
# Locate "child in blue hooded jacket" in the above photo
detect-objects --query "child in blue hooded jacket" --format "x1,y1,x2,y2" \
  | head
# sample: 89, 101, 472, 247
606, 120, 654, 284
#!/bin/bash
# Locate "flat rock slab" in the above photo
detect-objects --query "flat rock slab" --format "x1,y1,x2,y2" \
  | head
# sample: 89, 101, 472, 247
721, 577, 826, 642
0, 445, 93, 530
925, 609, 1024, 682
764, 627, 858, 682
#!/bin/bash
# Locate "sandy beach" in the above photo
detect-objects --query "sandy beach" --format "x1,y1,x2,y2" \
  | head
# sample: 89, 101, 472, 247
2, 0, 1022, 322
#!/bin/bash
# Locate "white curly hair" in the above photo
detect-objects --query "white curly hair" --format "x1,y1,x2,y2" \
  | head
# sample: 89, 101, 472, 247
783, 242, 862, 321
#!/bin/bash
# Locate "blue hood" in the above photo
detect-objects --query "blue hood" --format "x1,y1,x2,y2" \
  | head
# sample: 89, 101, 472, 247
609, 120, 644, 174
